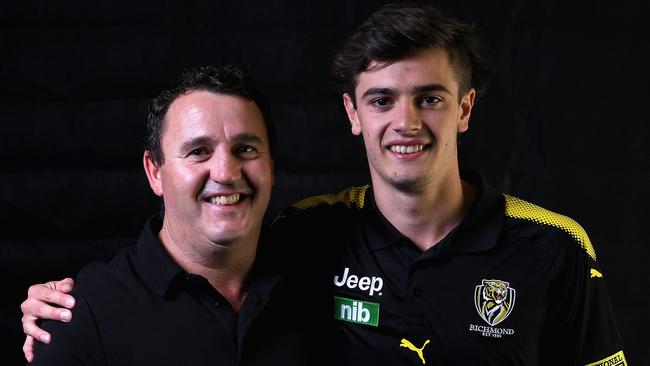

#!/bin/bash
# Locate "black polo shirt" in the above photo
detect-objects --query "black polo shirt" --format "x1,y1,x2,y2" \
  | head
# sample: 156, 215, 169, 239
32, 216, 315, 366
272, 171, 626, 366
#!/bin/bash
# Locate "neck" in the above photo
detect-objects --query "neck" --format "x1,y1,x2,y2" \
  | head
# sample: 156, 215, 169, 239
373, 171, 476, 252
158, 221, 259, 313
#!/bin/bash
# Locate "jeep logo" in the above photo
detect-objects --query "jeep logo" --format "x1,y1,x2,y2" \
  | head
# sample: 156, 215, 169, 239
333, 267, 383, 296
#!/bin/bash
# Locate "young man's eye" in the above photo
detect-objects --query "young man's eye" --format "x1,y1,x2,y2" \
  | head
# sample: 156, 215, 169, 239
371, 97, 392, 109
421, 96, 442, 106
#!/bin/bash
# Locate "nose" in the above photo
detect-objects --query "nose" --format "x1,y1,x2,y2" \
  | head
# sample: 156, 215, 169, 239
393, 101, 422, 134
210, 149, 241, 183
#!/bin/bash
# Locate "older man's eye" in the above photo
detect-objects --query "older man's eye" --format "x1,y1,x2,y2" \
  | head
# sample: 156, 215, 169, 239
239, 146, 256, 153
186, 147, 208, 157
234, 145, 261, 158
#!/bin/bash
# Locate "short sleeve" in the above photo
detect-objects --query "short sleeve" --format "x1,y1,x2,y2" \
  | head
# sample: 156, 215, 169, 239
554, 233, 627, 366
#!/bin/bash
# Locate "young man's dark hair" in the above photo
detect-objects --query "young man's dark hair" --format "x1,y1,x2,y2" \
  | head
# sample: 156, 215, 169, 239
331, 2, 491, 105
146, 65, 275, 166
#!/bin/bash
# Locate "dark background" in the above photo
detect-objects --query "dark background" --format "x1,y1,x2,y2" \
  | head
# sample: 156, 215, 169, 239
1, 0, 648, 364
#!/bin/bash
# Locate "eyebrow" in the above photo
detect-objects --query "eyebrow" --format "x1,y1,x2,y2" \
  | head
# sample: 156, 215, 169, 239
361, 87, 396, 99
179, 133, 265, 153
180, 136, 216, 153
360, 83, 451, 99
230, 132, 264, 146
412, 83, 451, 95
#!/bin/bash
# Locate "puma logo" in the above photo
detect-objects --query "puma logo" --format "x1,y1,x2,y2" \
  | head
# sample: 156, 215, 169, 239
590, 268, 603, 278
400, 338, 430, 364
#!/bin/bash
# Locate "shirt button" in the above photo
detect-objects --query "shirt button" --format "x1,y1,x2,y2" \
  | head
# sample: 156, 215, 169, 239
213, 301, 220, 307
414, 288, 423, 297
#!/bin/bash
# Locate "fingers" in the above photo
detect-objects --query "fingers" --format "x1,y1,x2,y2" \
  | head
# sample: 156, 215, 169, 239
27, 282, 76, 309
21, 306, 54, 340
50, 277, 75, 293
20, 280, 77, 347
23, 335, 35, 363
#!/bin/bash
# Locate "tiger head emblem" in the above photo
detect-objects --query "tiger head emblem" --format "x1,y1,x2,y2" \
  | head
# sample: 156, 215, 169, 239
474, 279, 516, 326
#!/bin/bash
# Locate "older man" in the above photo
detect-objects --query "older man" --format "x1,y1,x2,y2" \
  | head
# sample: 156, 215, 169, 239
25, 65, 316, 365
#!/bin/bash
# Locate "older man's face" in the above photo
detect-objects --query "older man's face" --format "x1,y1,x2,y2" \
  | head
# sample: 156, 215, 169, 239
146, 90, 273, 251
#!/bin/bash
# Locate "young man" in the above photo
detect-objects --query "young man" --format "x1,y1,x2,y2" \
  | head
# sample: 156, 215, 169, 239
24, 65, 318, 365
271, 3, 626, 365
21, 3, 626, 365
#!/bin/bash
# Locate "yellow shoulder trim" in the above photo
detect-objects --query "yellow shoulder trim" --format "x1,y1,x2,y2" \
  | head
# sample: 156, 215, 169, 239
291, 185, 369, 211
585, 350, 626, 366
504, 194, 596, 261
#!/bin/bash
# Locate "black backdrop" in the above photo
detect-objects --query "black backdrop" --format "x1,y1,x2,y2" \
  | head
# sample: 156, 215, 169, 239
2, 1, 648, 364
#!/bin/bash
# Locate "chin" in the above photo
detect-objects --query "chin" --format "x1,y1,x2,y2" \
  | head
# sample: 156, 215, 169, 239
206, 232, 244, 246
390, 175, 429, 194
203, 223, 250, 245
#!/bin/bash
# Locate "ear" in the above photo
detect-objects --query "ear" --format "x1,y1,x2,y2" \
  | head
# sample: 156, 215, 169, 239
343, 93, 362, 136
143, 151, 163, 197
457, 88, 476, 133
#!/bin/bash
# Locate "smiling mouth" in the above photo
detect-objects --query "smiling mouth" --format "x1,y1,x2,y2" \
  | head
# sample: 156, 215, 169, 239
389, 144, 425, 154
208, 193, 241, 205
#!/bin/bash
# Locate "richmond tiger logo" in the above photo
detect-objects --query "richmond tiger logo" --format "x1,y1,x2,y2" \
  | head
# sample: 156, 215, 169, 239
474, 279, 516, 326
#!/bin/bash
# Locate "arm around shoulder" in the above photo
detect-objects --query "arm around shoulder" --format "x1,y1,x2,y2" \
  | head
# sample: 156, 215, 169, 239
31, 287, 104, 366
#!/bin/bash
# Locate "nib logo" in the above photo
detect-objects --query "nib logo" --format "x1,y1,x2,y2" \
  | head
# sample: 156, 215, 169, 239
334, 296, 379, 327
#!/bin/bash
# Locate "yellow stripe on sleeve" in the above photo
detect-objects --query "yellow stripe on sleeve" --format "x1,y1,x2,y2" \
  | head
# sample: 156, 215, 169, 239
504, 194, 596, 261
291, 185, 369, 211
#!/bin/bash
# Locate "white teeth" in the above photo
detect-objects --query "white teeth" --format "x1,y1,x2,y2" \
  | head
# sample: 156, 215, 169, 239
209, 194, 241, 205
390, 144, 424, 154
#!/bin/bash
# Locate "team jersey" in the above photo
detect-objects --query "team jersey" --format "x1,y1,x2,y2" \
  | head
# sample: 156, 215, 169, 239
271, 171, 626, 366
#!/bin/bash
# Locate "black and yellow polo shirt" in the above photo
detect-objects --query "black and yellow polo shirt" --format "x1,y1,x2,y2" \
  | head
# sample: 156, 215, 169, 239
271, 171, 626, 366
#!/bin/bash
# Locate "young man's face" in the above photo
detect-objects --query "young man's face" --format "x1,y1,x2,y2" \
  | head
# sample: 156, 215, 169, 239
145, 90, 274, 249
343, 47, 475, 193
